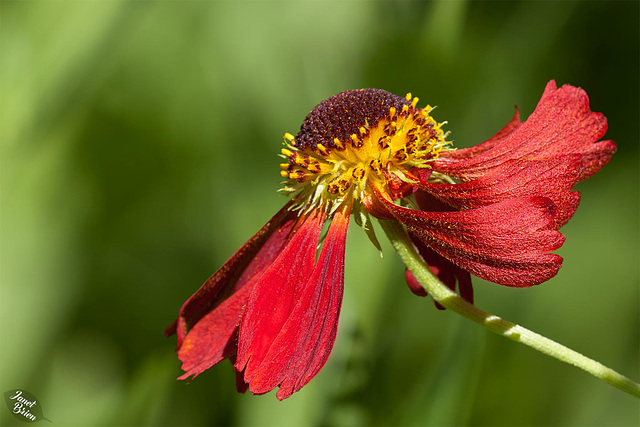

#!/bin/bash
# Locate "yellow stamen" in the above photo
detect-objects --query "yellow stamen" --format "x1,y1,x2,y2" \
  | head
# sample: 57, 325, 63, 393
316, 143, 329, 156
288, 170, 306, 180
350, 134, 363, 148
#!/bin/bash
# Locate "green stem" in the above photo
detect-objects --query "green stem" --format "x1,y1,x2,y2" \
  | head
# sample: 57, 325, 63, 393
379, 218, 640, 399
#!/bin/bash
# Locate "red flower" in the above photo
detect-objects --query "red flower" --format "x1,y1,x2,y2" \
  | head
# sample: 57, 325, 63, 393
167, 81, 614, 399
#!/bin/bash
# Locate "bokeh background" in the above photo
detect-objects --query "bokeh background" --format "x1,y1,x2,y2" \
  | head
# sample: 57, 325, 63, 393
2, 1, 638, 426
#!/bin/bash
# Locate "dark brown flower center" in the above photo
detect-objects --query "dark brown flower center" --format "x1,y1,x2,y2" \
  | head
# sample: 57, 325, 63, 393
295, 89, 411, 151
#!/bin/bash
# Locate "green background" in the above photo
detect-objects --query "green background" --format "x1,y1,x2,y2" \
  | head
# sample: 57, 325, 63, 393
2, 1, 638, 425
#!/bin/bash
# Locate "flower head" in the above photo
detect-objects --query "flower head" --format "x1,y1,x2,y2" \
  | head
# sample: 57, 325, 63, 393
279, 88, 449, 212
167, 81, 615, 399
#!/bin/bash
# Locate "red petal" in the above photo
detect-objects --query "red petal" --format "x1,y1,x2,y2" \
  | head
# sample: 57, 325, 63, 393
574, 138, 617, 181
457, 269, 474, 305
172, 205, 305, 380
375, 187, 565, 287
236, 210, 327, 384
435, 81, 615, 182
177, 284, 252, 380
168, 203, 298, 349
245, 203, 351, 400
417, 157, 583, 228
405, 269, 428, 297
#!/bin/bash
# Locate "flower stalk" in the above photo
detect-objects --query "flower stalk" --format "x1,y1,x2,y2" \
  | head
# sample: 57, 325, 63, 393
379, 218, 640, 399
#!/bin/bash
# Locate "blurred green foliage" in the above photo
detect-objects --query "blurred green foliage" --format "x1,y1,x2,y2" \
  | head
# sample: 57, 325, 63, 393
1, 1, 638, 426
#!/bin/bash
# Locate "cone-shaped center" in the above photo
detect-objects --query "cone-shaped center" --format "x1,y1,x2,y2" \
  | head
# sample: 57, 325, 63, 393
294, 89, 412, 151
280, 88, 449, 210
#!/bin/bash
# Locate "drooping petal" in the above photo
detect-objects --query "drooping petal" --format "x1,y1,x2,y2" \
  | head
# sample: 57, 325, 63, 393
375, 187, 565, 287
456, 268, 474, 305
245, 203, 351, 400
166, 202, 299, 349
176, 285, 251, 380
416, 157, 583, 228
236, 210, 327, 384
436, 81, 616, 182
169, 205, 306, 380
